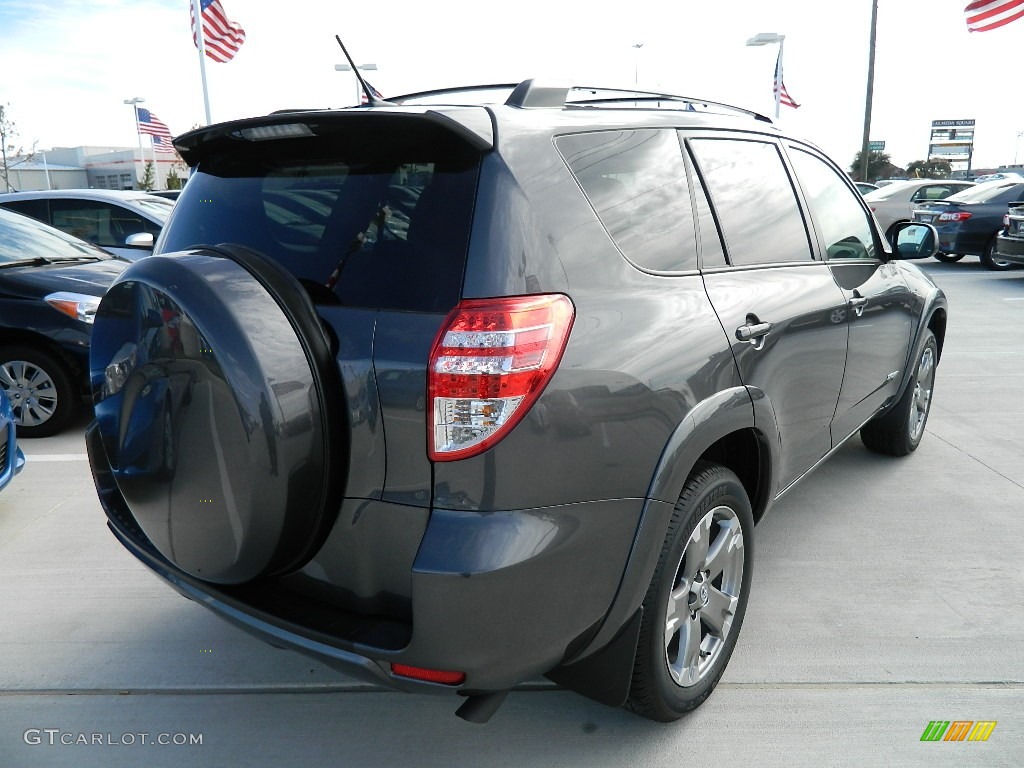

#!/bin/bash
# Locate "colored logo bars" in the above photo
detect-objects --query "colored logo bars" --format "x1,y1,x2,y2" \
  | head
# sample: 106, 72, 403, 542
920, 720, 997, 742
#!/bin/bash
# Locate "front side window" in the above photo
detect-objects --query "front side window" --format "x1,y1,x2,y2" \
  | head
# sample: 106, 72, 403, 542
556, 129, 697, 272
788, 148, 877, 261
688, 138, 811, 266
48, 200, 159, 248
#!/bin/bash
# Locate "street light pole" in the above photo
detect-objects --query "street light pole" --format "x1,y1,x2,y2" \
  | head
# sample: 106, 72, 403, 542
632, 43, 644, 87
335, 63, 378, 106
745, 32, 786, 120
858, 0, 879, 184
124, 97, 146, 190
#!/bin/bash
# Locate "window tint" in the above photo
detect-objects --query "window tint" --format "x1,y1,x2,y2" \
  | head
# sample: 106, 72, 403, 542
0, 198, 49, 222
159, 131, 480, 312
556, 129, 697, 272
788, 148, 877, 261
911, 184, 968, 202
689, 138, 811, 265
47, 200, 159, 248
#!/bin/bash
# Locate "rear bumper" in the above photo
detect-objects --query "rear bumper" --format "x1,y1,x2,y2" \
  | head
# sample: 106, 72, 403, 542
87, 421, 643, 695
995, 233, 1024, 265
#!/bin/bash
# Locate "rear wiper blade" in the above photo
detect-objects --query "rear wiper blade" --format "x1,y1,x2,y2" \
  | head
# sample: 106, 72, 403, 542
0, 256, 55, 268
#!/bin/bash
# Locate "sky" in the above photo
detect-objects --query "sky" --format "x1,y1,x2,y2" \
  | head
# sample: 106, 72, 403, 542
1, 0, 1022, 173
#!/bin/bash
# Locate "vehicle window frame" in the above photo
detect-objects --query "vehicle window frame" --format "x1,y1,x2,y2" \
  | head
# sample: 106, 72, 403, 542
554, 127, 700, 275
683, 131, 816, 270
783, 142, 886, 264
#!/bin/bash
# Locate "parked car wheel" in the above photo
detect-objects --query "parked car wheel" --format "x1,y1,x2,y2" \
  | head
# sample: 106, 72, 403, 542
627, 461, 754, 722
860, 329, 937, 457
933, 252, 964, 263
980, 238, 1014, 271
0, 345, 78, 438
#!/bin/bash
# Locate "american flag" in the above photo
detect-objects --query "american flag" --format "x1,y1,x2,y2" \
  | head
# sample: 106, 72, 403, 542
360, 80, 384, 104
136, 108, 176, 153
773, 51, 800, 110
965, 0, 1024, 32
191, 0, 246, 63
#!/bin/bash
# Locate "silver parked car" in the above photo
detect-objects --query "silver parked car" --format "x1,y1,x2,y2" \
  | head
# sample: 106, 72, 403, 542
864, 179, 975, 232
0, 189, 173, 261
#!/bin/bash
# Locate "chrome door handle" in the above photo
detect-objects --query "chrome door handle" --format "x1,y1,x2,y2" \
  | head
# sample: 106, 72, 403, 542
735, 321, 773, 347
849, 296, 868, 317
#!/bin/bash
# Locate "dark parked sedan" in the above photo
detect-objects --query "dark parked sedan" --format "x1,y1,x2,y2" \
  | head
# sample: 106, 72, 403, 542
913, 179, 1024, 269
0, 208, 127, 437
994, 201, 1024, 266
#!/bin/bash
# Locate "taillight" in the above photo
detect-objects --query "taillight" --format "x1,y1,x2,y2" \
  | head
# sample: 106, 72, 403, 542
937, 211, 972, 222
428, 294, 575, 461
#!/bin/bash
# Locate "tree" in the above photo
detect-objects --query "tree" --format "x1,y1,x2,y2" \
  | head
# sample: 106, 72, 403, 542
166, 163, 185, 190
851, 151, 892, 185
139, 160, 155, 191
849, 150, 904, 183
0, 104, 36, 193
904, 159, 951, 179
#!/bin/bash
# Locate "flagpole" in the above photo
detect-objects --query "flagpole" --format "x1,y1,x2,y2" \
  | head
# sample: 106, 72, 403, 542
775, 41, 783, 120
858, 0, 879, 183
191, 0, 213, 124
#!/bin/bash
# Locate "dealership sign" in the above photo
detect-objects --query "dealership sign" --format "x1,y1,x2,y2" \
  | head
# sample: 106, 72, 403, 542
928, 119, 975, 166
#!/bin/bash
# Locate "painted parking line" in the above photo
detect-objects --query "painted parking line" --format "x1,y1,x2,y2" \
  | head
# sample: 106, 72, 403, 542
21, 454, 90, 462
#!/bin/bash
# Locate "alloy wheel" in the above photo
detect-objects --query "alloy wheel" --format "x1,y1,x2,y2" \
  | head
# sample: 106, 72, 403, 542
664, 505, 745, 687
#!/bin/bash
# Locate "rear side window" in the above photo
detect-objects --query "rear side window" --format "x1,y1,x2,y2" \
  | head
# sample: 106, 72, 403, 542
159, 127, 480, 312
556, 129, 697, 272
689, 138, 812, 266
0, 198, 49, 222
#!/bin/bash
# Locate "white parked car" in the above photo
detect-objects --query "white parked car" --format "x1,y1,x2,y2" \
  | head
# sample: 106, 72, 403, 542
0, 189, 173, 261
864, 179, 975, 231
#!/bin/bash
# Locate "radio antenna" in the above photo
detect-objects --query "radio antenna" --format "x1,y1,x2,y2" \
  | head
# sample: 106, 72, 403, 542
335, 34, 387, 107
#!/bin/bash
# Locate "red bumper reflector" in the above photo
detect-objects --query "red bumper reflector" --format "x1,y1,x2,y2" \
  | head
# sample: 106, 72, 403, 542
390, 663, 466, 685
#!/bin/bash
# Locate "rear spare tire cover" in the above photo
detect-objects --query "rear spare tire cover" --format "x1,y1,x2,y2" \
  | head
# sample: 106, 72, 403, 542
91, 246, 345, 584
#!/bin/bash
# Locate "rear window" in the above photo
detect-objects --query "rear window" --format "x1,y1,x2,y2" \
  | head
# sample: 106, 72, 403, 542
946, 181, 1024, 203
159, 127, 480, 312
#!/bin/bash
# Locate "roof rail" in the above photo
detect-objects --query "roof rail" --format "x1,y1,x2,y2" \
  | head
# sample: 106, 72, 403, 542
566, 86, 773, 123
386, 80, 772, 123
387, 84, 519, 106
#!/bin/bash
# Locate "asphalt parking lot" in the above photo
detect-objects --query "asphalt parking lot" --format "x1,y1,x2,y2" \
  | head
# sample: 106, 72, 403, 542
1, 259, 1022, 767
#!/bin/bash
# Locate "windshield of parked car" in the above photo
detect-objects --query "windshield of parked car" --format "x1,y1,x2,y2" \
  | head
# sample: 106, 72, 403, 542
134, 198, 175, 220
0, 207, 113, 263
946, 181, 1024, 203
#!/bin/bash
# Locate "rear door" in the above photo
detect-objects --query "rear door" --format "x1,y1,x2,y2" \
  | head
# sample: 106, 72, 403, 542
687, 134, 849, 493
785, 144, 915, 442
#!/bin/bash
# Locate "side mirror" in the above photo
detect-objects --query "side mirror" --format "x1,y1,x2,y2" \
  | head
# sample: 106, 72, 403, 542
886, 221, 938, 260
125, 232, 155, 248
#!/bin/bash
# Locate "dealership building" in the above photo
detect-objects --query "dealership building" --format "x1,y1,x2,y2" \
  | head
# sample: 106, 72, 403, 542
2, 146, 185, 192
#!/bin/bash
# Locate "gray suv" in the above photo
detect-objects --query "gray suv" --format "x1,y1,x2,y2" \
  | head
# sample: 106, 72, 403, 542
86, 81, 947, 723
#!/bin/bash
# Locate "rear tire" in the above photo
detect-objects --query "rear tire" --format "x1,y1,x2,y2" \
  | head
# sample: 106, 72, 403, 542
933, 252, 964, 263
626, 461, 754, 722
0, 346, 78, 438
861, 329, 937, 456
980, 238, 1014, 271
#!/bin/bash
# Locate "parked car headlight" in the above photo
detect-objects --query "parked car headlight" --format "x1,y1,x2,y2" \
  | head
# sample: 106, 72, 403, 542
45, 291, 101, 324
103, 342, 138, 397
